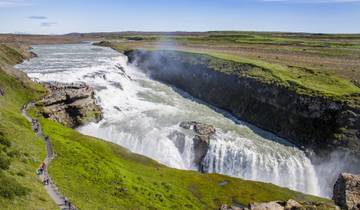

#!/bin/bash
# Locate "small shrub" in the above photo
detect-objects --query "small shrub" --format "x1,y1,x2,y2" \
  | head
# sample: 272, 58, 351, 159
16, 171, 25, 177
0, 173, 29, 199
0, 135, 11, 148
0, 153, 10, 170
7, 150, 20, 158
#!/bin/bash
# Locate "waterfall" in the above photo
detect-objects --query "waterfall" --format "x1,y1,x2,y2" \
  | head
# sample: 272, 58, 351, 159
16, 43, 343, 198
202, 132, 320, 195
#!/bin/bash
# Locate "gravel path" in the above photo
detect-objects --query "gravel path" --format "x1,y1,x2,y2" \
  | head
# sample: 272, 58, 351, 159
22, 102, 76, 210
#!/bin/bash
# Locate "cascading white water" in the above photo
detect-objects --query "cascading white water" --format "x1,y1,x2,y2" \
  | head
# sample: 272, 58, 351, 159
17, 43, 326, 196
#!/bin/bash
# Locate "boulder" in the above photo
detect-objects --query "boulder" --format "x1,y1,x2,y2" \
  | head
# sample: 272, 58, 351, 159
220, 204, 247, 210
39, 82, 102, 128
333, 173, 360, 210
285, 199, 303, 210
249, 201, 284, 210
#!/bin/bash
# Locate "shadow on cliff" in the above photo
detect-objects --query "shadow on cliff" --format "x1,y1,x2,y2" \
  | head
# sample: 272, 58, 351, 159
169, 84, 296, 147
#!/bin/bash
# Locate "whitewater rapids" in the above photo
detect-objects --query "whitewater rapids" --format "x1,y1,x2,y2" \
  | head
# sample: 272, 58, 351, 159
17, 43, 326, 196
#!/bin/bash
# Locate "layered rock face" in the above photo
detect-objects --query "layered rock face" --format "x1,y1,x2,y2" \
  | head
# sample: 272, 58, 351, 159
126, 50, 360, 153
333, 173, 360, 210
39, 82, 102, 128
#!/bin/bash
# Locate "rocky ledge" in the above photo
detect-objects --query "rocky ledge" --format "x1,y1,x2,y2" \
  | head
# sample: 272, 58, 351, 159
38, 82, 102, 128
333, 173, 360, 210
220, 199, 332, 210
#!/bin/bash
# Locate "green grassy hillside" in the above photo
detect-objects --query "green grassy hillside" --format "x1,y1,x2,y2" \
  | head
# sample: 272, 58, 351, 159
0, 44, 57, 209
0, 43, 335, 210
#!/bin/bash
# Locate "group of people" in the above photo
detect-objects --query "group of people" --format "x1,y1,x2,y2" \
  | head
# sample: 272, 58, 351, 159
64, 198, 73, 209
36, 162, 50, 185
36, 162, 46, 175
31, 119, 40, 133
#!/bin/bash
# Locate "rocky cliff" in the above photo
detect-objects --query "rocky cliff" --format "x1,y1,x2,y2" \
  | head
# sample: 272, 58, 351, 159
38, 82, 102, 128
333, 173, 360, 210
125, 50, 360, 154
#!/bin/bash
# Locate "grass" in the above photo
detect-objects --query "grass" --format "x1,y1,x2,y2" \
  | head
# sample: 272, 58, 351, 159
202, 51, 360, 98
0, 67, 58, 209
97, 31, 360, 84
29, 112, 334, 210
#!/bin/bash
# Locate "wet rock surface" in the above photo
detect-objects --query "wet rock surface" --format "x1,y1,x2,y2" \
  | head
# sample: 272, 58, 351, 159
39, 82, 102, 128
167, 130, 186, 153
180, 121, 216, 166
333, 173, 360, 210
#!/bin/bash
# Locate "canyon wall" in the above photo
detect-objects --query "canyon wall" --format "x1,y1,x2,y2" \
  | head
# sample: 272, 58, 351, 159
125, 50, 360, 154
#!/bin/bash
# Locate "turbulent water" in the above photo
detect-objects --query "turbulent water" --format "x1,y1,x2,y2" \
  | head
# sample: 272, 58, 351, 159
17, 43, 330, 196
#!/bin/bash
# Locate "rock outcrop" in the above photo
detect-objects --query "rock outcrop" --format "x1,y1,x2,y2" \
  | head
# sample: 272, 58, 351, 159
220, 199, 326, 210
333, 173, 360, 210
39, 82, 102, 128
249, 201, 285, 210
126, 50, 360, 154
179, 121, 216, 166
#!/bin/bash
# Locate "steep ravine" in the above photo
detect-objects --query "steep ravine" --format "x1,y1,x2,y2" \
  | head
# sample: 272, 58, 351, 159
125, 49, 360, 154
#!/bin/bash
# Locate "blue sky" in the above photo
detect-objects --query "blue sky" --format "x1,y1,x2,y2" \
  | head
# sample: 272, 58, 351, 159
0, 0, 359, 34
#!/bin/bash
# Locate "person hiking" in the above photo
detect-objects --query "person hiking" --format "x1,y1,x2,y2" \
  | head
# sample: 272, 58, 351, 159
40, 162, 46, 170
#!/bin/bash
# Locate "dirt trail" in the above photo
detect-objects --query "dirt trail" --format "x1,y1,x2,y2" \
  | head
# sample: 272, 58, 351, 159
22, 102, 76, 210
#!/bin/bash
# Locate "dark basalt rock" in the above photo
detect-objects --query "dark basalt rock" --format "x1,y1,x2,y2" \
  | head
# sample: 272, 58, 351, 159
333, 173, 360, 210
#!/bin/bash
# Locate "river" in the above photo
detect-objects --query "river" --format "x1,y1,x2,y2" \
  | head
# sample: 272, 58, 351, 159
17, 43, 336, 197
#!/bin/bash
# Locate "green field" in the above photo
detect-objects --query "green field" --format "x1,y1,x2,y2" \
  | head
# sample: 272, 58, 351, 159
0, 43, 336, 209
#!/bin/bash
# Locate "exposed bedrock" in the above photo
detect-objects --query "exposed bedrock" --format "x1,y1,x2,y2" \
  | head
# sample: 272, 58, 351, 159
220, 199, 331, 210
333, 173, 360, 210
126, 50, 360, 154
38, 82, 102, 128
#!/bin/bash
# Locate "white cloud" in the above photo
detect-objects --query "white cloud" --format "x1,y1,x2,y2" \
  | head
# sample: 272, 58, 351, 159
41, 22, 57, 27
29, 15, 47, 19
0, 0, 32, 7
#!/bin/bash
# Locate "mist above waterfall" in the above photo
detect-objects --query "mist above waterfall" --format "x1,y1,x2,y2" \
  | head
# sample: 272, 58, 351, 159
15, 43, 359, 198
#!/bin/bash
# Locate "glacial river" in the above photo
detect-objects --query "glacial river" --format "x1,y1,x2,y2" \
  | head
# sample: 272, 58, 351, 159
17, 43, 348, 197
